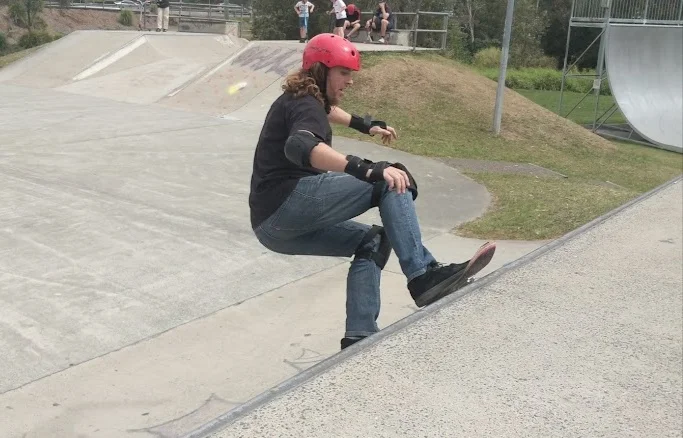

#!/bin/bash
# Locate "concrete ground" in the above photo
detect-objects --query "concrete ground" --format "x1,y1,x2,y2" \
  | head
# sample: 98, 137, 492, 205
0, 32, 546, 437
196, 177, 683, 438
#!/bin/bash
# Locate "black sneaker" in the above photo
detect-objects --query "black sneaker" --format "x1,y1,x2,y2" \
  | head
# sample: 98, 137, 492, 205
409, 242, 496, 308
340, 336, 366, 350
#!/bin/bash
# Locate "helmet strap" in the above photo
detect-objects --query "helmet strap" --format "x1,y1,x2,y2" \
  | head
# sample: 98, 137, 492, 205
319, 64, 331, 114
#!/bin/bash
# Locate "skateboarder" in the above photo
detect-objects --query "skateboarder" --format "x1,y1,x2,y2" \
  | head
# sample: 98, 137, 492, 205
248, 34, 496, 350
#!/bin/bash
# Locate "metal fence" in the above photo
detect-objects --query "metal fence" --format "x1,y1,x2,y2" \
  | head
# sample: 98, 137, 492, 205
572, 0, 683, 24
44, 0, 251, 19
403, 11, 450, 50
373, 11, 450, 50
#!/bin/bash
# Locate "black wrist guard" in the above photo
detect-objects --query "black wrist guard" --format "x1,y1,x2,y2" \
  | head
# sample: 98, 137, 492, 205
344, 155, 389, 182
349, 114, 388, 136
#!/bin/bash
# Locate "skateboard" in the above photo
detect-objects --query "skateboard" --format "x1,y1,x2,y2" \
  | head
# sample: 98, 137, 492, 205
414, 241, 496, 308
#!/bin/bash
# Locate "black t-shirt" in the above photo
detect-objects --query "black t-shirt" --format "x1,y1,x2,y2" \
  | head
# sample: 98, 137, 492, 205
249, 92, 332, 229
347, 11, 360, 22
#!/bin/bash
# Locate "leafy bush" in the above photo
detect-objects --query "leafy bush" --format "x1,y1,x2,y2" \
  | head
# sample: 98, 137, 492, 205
18, 30, 57, 48
444, 22, 472, 64
118, 9, 133, 26
9, 1, 26, 26
9, 0, 44, 29
473, 46, 500, 68
474, 46, 557, 69
477, 67, 612, 96
0, 32, 7, 54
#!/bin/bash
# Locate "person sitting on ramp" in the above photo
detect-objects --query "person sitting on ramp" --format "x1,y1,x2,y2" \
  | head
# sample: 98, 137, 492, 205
248, 34, 496, 350
344, 4, 362, 40
365, 1, 393, 43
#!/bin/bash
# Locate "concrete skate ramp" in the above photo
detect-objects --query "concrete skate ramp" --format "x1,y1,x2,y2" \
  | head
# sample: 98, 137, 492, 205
605, 24, 683, 153
57, 33, 243, 105
160, 42, 304, 119
0, 30, 142, 88
0, 82, 490, 399
190, 177, 683, 438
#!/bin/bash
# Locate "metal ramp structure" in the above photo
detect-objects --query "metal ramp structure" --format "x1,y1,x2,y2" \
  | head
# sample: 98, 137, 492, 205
558, 0, 683, 153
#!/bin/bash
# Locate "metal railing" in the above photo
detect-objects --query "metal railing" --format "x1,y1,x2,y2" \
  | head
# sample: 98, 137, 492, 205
571, 0, 683, 25
343, 10, 450, 50
401, 11, 450, 50
44, 0, 251, 19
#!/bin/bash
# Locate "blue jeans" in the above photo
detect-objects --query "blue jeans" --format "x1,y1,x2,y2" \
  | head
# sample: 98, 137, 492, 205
253, 172, 436, 337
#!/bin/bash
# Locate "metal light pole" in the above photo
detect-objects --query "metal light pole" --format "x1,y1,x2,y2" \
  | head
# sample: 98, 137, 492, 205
492, 0, 516, 135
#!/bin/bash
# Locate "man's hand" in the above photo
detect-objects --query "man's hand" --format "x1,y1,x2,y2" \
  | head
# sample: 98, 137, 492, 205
382, 165, 410, 194
369, 124, 398, 145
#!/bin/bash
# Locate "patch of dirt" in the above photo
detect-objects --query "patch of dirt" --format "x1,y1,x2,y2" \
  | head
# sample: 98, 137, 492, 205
0, 6, 139, 44
41, 7, 139, 33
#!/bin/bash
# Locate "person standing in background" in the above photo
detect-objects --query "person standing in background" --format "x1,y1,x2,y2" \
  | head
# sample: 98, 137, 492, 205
295, 0, 315, 43
156, 0, 170, 32
328, 0, 347, 38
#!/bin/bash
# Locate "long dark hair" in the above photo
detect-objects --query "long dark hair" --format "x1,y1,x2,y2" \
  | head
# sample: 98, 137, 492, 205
282, 62, 330, 112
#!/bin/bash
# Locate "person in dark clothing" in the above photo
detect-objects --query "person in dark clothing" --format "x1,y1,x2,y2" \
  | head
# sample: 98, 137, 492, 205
344, 4, 362, 40
156, 0, 170, 32
365, 1, 392, 43
248, 34, 496, 350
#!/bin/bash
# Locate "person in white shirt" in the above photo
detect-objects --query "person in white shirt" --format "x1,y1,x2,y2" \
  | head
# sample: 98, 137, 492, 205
294, 0, 315, 42
328, 0, 347, 37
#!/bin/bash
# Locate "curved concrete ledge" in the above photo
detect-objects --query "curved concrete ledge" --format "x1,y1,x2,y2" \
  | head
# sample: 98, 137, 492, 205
185, 175, 683, 438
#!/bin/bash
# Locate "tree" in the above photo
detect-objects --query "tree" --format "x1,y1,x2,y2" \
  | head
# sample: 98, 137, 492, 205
509, 0, 549, 67
9, 0, 44, 30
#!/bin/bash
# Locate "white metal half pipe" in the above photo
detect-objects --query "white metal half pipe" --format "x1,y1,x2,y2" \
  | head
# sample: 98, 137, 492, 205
605, 24, 683, 153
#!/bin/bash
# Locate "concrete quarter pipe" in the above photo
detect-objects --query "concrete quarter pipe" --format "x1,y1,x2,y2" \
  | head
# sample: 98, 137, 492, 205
605, 24, 683, 153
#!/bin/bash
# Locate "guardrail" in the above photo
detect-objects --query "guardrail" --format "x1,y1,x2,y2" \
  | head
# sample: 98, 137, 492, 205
329, 10, 451, 50
44, 0, 251, 19
398, 11, 450, 50
571, 0, 683, 24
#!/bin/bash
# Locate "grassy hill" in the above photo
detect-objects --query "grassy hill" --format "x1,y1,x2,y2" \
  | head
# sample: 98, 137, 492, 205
335, 52, 682, 240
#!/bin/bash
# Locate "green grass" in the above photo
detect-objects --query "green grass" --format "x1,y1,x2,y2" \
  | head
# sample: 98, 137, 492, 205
476, 66, 612, 96
516, 89, 626, 126
334, 52, 682, 240
455, 173, 639, 240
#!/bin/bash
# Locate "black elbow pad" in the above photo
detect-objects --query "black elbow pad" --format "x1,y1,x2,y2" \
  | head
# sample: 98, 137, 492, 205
284, 130, 320, 167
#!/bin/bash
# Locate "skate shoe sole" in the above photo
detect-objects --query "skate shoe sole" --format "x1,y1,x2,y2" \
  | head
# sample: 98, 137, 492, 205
414, 242, 496, 308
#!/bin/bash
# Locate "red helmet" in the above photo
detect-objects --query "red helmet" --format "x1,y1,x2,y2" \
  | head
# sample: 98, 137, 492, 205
302, 33, 361, 71
346, 4, 357, 14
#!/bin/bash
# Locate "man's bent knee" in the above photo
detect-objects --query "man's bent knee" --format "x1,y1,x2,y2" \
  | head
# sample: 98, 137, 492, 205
354, 225, 392, 269
369, 163, 419, 208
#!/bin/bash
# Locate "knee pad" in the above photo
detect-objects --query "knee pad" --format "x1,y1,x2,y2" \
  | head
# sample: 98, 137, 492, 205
354, 225, 392, 269
369, 162, 419, 208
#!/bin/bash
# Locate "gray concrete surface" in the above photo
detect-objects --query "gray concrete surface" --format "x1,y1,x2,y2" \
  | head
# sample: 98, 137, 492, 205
196, 178, 683, 438
606, 24, 682, 153
0, 31, 141, 88
0, 233, 541, 438
0, 32, 547, 437
0, 81, 491, 395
